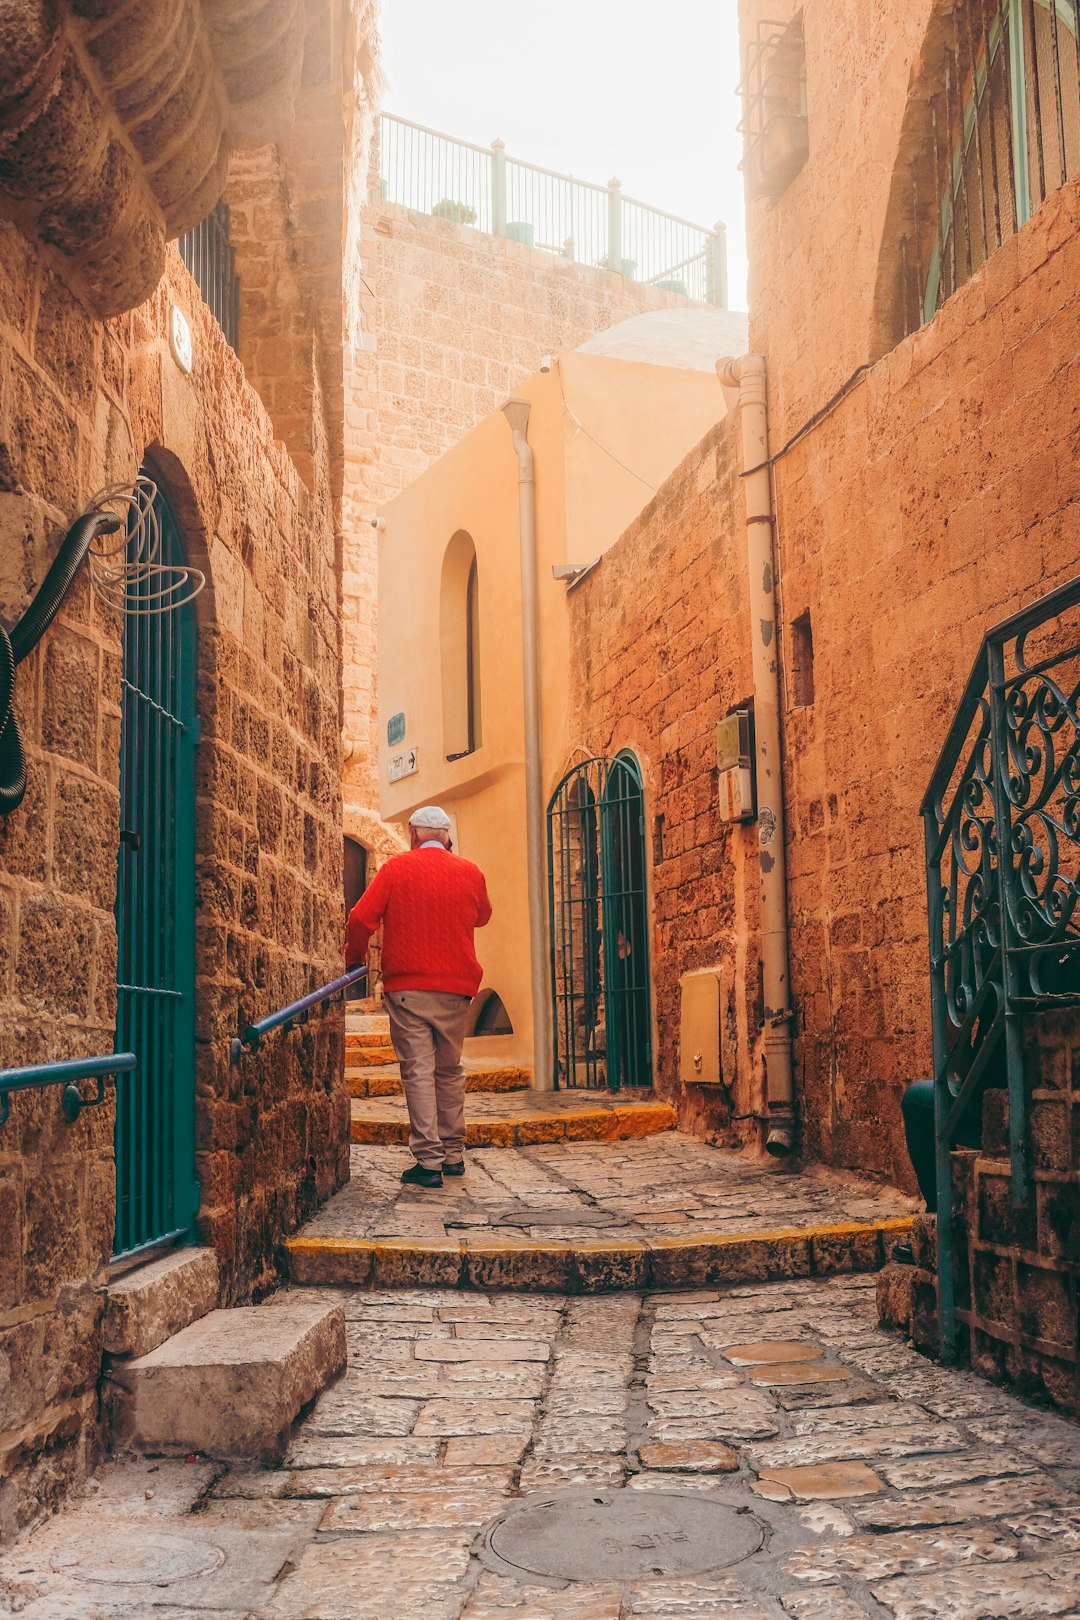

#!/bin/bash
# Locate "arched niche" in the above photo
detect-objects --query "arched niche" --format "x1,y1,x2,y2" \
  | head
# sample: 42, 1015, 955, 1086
440, 529, 481, 761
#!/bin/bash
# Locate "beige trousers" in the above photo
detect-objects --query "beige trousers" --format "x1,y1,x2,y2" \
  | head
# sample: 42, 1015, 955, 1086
386, 990, 472, 1168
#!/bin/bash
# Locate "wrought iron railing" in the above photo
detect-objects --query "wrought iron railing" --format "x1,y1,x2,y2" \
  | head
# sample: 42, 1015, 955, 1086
0, 1053, 137, 1127
378, 114, 727, 306
922, 574, 1080, 1352
178, 201, 239, 351
231, 966, 367, 1062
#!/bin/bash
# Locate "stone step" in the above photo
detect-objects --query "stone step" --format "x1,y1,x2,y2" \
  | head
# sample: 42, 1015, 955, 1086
346, 1063, 532, 1098
107, 1298, 345, 1462
105, 1246, 219, 1360
287, 1216, 915, 1292
344, 1013, 390, 1035
349, 1090, 677, 1147
345, 1034, 397, 1065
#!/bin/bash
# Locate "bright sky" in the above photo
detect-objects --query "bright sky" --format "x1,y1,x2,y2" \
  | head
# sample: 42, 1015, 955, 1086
378, 0, 749, 310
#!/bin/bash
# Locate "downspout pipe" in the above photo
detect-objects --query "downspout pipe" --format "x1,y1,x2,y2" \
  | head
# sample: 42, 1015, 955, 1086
502, 398, 554, 1092
716, 353, 796, 1155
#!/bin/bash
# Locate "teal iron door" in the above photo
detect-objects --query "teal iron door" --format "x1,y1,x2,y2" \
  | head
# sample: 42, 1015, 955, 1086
600, 752, 653, 1090
114, 473, 199, 1257
547, 753, 652, 1089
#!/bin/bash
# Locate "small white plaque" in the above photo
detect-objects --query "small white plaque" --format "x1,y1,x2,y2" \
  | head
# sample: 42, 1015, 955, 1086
387, 747, 418, 784
169, 304, 193, 375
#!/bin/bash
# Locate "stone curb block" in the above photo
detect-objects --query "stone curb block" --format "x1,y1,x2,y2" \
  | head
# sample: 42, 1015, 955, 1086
349, 1101, 678, 1147
346, 1067, 531, 1099
285, 1217, 914, 1293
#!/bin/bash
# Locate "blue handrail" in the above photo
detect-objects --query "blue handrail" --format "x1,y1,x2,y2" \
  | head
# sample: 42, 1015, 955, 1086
230, 966, 368, 1063
0, 1052, 137, 1126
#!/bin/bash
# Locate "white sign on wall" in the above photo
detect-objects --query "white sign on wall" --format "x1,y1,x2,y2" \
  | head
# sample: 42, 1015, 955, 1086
169, 305, 193, 375
387, 747, 418, 784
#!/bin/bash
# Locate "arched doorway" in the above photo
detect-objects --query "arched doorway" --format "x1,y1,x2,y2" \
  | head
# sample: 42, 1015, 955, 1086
114, 472, 199, 1257
547, 752, 652, 1090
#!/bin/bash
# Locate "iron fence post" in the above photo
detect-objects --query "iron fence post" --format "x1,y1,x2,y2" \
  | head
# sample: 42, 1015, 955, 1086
926, 800, 958, 1361
607, 177, 622, 272
491, 138, 507, 236
706, 222, 728, 307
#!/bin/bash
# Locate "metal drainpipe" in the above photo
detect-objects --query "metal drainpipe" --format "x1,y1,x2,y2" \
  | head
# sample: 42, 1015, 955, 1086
502, 398, 554, 1092
716, 353, 796, 1154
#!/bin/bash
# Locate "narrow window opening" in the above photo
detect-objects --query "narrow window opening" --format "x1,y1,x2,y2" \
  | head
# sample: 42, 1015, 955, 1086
791, 611, 815, 707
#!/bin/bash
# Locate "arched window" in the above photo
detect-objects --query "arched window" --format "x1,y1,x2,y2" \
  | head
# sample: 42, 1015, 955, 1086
897, 0, 1080, 338
440, 530, 481, 759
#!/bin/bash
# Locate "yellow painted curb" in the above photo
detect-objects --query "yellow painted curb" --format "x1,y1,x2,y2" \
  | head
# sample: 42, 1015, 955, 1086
349, 1101, 678, 1147
286, 1215, 914, 1292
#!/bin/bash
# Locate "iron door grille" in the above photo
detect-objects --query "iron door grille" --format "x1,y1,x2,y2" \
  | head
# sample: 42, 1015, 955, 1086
547, 753, 653, 1089
114, 476, 199, 1258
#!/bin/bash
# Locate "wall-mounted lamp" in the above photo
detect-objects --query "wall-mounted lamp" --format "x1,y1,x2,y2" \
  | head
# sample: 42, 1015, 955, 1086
539, 354, 556, 373
552, 559, 600, 585
369, 516, 386, 530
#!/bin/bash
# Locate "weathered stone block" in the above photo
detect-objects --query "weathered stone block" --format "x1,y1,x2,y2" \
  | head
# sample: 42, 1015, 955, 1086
104, 1246, 220, 1358
108, 1298, 346, 1461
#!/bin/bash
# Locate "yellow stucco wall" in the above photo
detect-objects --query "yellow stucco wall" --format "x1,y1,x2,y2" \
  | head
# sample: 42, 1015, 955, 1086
376, 351, 729, 1067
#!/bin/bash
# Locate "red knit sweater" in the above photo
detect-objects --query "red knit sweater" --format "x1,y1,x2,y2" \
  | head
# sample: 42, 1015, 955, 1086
345, 846, 492, 996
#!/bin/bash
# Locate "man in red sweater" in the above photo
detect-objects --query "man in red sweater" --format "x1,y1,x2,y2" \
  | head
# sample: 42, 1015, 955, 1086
345, 806, 492, 1188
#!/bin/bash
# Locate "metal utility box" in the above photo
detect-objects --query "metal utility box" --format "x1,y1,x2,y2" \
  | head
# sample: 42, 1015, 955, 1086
716, 708, 755, 824
679, 968, 724, 1086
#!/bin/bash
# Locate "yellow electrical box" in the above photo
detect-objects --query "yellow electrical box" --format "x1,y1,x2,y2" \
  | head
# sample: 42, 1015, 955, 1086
679, 968, 723, 1086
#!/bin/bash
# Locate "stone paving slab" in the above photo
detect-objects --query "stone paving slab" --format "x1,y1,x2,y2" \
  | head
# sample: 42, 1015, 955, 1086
288, 1135, 916, 1290
350, 1089, 677, 1145
4, 1276, 1080, 1618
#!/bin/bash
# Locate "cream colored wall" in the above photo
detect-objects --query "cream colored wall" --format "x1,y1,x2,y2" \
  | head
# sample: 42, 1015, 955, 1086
377, 354, 728, 1068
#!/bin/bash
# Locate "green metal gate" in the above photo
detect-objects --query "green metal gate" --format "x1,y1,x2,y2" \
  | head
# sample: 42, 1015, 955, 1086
114, 473, 199, 1257
547, 752, 653, 1089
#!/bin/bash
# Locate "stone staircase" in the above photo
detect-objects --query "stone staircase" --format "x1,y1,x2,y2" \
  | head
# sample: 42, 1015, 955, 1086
287, 1010, 917, 1295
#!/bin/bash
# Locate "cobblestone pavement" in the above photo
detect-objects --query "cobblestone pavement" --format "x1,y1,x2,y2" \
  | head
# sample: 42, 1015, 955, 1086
4, 1274, 1079, 1618
301, 1139, 916, 1245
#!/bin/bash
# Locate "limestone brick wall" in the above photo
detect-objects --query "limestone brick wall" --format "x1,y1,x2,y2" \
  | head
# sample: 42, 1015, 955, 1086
0, 237, 347, 1540
564, 419, 764, 1142
562, 171, 1080, 1188
341, 195, 706, 818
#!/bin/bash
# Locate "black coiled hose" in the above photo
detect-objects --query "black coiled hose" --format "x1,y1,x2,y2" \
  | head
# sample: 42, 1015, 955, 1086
0, 510, 121, 816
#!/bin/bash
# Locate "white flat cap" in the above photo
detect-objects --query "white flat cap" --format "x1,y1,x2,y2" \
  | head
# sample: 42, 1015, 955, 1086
409, 805, 452, 830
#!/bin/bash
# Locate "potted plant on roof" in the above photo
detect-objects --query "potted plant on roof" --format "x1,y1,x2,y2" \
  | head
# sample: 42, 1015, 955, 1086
432, 197, 477, 225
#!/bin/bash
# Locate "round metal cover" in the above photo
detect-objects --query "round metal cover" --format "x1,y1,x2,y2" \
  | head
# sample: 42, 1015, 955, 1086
486, 1489, 763, 1582
51, 1531, 225, 1585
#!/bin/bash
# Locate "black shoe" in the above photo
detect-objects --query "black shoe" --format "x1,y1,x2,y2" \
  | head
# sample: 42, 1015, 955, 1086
401, 1163, 443, 1188
443, 1159, 466, 1177
892, 1242, 914, 1265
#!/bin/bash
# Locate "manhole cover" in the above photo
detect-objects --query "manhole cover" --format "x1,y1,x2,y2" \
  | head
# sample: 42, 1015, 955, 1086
488, 1208, 624, 1230
51, 1531, 225, 1585
485, 1489, 763, 1581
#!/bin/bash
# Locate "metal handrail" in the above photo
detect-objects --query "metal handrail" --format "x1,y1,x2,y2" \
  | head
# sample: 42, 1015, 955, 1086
922, 571, 1080, 1357
230, 966, 368, 1062
0, 1052, 137, 1126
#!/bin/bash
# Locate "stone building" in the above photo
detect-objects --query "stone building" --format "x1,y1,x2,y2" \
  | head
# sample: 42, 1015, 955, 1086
340, 121, 730, 866
561, 0, 1080, 1405
0, 0, 379, 1537
361, 0, 1080, 1411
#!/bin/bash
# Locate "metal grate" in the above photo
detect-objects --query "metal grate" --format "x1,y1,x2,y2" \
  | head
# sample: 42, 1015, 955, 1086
901, 0, 1080, 336
547, 753, 653, 1090
114, 470, 199, 1259
178, 201, 239, 351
